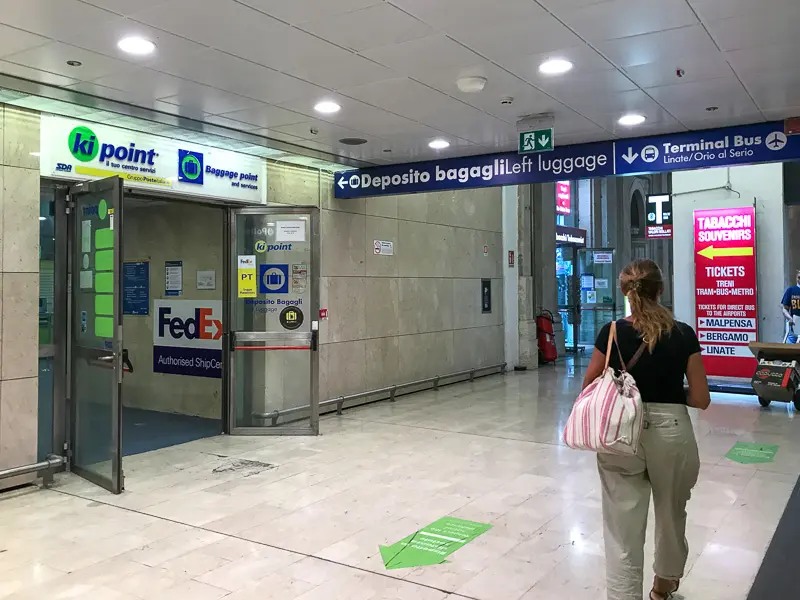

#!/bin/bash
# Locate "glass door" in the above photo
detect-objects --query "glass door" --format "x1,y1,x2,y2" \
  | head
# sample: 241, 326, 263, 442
227, 207, 319, 435
576, 248, 617, 350
69, 177, 124, 493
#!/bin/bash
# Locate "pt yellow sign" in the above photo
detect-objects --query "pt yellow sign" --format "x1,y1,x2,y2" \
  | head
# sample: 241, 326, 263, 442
237, 255, 257, 298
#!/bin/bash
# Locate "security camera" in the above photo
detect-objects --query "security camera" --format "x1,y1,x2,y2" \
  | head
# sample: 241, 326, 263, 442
310, 127, 319, 135
676, 68, 685, 78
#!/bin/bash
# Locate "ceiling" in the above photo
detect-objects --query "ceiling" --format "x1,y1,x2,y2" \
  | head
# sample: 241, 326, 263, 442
0, 0, 797, 166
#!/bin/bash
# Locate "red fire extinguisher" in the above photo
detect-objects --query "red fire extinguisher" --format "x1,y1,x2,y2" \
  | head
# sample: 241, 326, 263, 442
537, 310, 558, 364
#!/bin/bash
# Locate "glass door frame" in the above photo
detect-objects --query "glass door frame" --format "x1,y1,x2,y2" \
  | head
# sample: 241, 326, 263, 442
576, 247, 618, 351
225, 206, 320, 436
67, 176, 124, 494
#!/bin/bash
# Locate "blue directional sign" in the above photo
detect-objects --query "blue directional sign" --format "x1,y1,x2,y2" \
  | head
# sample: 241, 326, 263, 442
334, 142, 614, 199
615, 121, 800, 175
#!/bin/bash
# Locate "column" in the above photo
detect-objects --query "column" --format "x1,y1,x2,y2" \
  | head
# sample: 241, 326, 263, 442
0, 105, 41, 489
516, 185, 538, 369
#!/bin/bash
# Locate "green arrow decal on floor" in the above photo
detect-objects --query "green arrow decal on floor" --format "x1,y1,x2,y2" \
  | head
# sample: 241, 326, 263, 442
379, 517, 492, 570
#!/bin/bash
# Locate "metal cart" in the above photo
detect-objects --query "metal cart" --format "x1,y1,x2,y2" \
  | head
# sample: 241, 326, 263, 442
748, 342, 800, 409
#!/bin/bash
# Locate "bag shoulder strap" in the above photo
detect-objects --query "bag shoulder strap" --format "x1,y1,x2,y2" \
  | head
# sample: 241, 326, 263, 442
605, 320, 648, 372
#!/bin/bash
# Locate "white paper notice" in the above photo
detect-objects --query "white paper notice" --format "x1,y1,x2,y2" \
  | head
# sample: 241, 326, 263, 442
373, 240, 394, 256
81, 220, 91, 253
79, 270, 93, 289
595, 278, 609, 289
196, 270, 216, 290
276, 220, 306, 242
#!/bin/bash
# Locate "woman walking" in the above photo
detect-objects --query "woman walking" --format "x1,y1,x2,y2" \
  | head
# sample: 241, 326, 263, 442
581, 259, 711, 600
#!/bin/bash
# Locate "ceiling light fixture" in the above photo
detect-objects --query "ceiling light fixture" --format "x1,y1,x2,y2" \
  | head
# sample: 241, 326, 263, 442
429, 139, 450, 150
66, 60, 82, 67
117, 36, 156, 56
339, 137, 367, 146
618, 113, 646, 126
456, 76, 487, 93
539, 58, 573, 75
314, 101, 341, 114
706, 106, 719, 112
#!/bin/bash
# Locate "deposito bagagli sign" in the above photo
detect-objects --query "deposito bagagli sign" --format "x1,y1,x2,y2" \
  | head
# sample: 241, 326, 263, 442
41, 115, 267, 204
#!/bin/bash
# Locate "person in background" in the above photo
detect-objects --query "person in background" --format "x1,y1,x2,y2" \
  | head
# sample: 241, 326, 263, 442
582, 259, 711, 600
780, 271, 800, 343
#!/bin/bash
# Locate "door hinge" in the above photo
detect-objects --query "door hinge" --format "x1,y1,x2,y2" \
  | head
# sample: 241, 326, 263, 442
65, 199, 75, 215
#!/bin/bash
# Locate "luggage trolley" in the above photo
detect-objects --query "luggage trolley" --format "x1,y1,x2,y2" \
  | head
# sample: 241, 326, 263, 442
748, 342, 800, 410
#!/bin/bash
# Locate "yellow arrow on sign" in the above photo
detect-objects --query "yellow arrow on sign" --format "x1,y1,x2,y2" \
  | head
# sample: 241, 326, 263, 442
697, 245, 754, 260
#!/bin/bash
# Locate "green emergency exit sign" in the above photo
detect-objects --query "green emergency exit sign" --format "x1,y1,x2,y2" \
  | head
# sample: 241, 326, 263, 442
519, 128, 554, 154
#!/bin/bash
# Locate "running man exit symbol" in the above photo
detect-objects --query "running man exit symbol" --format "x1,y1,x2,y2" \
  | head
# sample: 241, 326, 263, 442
519, 128, 554, 154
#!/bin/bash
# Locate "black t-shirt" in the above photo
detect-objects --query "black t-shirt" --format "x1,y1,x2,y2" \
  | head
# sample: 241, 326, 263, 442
594, 319, 702, 405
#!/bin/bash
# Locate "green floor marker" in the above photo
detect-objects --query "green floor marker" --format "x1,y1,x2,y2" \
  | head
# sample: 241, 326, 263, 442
725, 442, 779, 465
379, 517, 491, 570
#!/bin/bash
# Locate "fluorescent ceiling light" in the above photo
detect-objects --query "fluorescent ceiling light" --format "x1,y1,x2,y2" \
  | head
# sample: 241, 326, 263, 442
314, 101, 341, 114
618, 113, 647, 126
428, 139, 450, 150
539, 59, 573, 75
118, 37, 156, 56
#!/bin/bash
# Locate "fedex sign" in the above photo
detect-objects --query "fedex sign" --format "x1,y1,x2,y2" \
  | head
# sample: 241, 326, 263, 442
153, 300, 223, 378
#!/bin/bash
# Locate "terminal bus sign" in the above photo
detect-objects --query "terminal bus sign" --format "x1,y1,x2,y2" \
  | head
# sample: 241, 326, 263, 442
693, 206, 757, 378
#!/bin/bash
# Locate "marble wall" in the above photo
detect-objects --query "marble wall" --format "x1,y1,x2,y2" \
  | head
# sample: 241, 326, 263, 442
0, 105, 40, 489
267, 162, 505, 401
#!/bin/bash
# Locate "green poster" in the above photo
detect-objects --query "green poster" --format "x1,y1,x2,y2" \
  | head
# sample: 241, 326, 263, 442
379, 517, 491, 570
725, 442, 779, 464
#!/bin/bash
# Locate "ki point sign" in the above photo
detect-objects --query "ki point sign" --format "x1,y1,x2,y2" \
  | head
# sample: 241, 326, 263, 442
333, 120, 800, 198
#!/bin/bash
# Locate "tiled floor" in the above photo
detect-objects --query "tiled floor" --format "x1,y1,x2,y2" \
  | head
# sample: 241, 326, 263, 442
2, 362, 799, 600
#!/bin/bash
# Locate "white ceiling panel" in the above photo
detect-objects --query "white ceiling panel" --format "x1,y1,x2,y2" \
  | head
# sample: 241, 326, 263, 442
237, 0, 381, 25
0, 24, 49, 59
389, 0, 548, 36
596, 25, 719, 69
362, 34, 487, 77
155, 49, 328, 106
554, 0, 698, 42
270, 119, 384, 144
0, 61, 79, 87
79, 0, 176, 17
705, 7, 800, 52
741, 77, 800, 112
64, 81, 139, 104
0, 0, 118, 39
502, 45, 614, 86
725, 44, 800, 79
216, 105, 309, 129
286, 51, 396, 91
298, 3, 434, 53
568, 89, 667, 120
646, 77, 760, 121
761, 107, 800, 121
157, 87, 263, 116
4, 42, 133, 81
687, 0, 788, 22
447, 15, 583, 62
57, 18, 208, 69
90, 68, 197, 99
624, 53, 734, 89
338, 77, 459, 121
536, 68, 638, 100
680, 112, 766, 130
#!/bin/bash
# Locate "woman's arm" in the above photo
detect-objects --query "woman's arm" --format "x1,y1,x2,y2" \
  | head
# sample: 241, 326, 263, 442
582, 348, 607, 390
686, 352, 711, 410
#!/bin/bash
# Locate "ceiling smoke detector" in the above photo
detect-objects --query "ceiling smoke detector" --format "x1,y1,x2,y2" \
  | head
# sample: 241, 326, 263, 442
500, 96, 514, 105
456, 76, 487, 93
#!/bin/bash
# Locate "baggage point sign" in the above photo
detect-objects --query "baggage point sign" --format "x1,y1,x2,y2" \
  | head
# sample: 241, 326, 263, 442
694, 207, 757, 378
334, 120, 800, 199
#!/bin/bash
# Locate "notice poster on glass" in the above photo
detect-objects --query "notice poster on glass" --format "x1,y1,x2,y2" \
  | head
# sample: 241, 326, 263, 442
165, 260, 183, 297
693, 206, 757, 378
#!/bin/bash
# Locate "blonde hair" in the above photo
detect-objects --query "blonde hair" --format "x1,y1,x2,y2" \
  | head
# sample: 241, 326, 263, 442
620, 259, 674, 352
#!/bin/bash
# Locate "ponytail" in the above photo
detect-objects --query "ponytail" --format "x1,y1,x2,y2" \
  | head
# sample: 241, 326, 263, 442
620, 259, 674, 352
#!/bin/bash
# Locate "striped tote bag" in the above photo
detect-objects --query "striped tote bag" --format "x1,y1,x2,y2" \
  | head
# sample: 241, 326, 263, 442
563, 321, 647, 455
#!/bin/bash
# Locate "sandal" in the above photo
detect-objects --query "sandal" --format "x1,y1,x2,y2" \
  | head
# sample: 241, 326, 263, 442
649, 577, 679, 599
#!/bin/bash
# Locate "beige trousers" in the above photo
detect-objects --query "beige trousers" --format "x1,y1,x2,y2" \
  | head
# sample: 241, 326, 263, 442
597, 403, 700, 600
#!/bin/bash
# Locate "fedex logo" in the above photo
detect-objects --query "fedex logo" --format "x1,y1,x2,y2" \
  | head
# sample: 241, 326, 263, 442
153, 300, 222, 350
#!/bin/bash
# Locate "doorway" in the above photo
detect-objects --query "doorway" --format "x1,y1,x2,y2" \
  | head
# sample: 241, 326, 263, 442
66, 177, 320, 493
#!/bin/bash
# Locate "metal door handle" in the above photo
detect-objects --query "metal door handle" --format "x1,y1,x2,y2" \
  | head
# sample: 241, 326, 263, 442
97, 355, 114, 362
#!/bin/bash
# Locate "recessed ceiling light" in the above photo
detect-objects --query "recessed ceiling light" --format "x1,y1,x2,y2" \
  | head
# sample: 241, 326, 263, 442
539, 59, 573, 75
383, 148, 392, 153
429, 139, 450, 150
706, 106, 719, 112
339, 137, 367, 146
118, 36, 156, 56
66, 60, 82, 67
314, 101, 341, 114
618, 113, 647, 126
